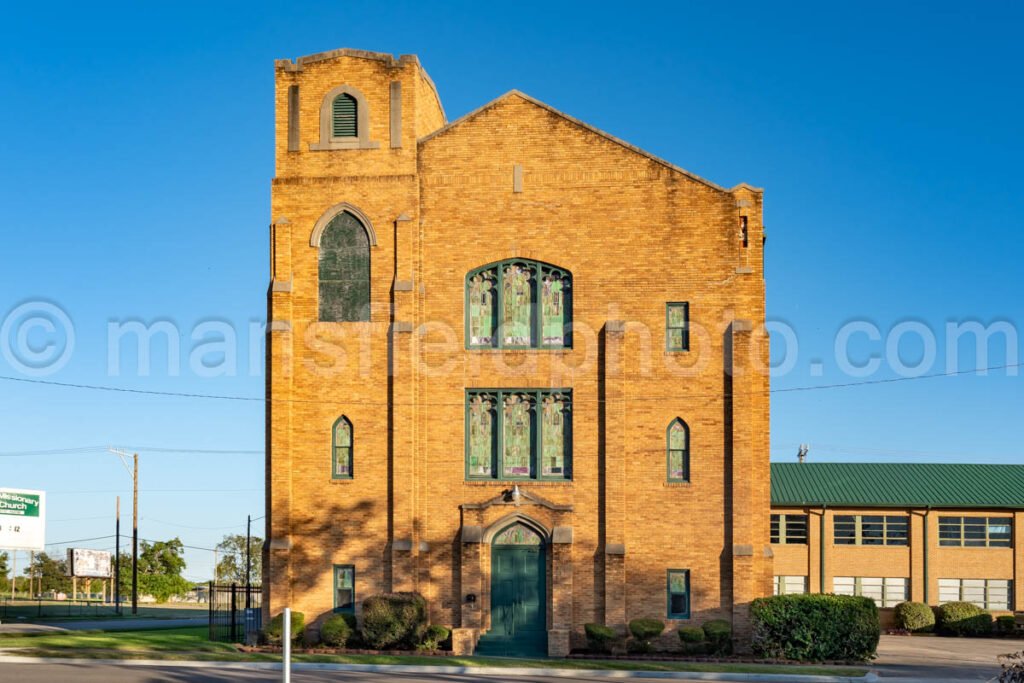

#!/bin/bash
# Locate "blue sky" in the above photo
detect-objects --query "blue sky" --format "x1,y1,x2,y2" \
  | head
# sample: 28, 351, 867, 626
0, 1, 1020, 581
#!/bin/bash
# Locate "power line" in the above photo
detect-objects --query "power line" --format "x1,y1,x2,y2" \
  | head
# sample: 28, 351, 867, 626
0, 445, 262, 458
142, 518, 252, 531
45, 534, 115, 546
0, 361, 1018, 406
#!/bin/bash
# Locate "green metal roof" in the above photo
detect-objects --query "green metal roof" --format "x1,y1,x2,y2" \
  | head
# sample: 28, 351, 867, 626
771, 463, 1024, 509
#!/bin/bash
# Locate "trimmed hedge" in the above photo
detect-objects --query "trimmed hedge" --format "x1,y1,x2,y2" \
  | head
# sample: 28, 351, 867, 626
750, 594, 879, 662
678, 626, 705, 643
936, 601, 993, 637
997, 615, 1017, 635
585, 623, 617, 653
266, 610, 305, 644
361, 592, 429, 649
628, 618, 665, 653
893, 601, 935, 633
702, 619, 732, 655
417, 624, 451, 651
320, 613, 357, 647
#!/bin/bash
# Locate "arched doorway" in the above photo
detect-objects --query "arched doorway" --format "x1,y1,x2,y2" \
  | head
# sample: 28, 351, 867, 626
476, 522, 547, 657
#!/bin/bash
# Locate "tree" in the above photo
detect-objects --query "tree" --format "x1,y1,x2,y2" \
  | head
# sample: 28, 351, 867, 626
0, 551, 8, 592
215, 534, 264, 584
26, 552, 71, 594
139, 538, 186, 576
116, 538, 191, 602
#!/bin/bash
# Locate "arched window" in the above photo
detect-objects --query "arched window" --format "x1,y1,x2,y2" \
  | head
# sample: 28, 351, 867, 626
667, 418, 689, 482
318, 210, 370, 322
332, 416, 353, 479
332, 93, 357, 138
466, 259, 571, 348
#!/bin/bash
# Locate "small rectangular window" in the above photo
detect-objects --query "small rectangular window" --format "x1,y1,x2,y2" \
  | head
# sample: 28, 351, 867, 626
939, 578, 1012, 610
771, 514, 808, 544
939, 516, 1013, 547
666, 303, 689, 351
667, 569, 690, 618
834, 576, 907, 607
773, 575, 808, 595
334, 564, 355, 613
833, 515, 909, 546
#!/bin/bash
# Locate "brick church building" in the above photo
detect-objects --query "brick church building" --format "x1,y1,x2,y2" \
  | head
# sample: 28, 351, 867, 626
264, 48, 772, 656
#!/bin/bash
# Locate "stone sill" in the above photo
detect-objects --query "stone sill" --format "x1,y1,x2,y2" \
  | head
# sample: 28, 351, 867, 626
463, 480, 573, 488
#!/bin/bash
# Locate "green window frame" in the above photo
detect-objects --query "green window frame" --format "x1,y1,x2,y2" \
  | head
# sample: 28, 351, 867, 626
465, 388, 572, 481
833, 515, 908, 546
771, 514, 809, 544
666, 302, 689, 351
667, 569, 691, 619
332, 93, 358, 138
331, 416, 353, 480
333, 564, 355, 613
938, 516, 1012, 547
939, 578, 1012, 610
465, 259, 572, 349
666, 418, 690, 482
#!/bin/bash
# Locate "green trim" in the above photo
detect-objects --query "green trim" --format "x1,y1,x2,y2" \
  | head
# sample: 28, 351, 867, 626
464, 259, 572, 350
465, 388, 572, 482
666, 418, 690, 483
331, 415, 354, 480
665, 302, 690, 352
332, 564, 355, 613
666, 569, 691, 619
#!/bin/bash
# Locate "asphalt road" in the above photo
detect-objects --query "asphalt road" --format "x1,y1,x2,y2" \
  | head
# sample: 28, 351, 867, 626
0, 663, 747, 683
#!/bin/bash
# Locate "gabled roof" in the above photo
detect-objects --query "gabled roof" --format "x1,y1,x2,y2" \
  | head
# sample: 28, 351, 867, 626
771, 462, 1024, 509
418, 90, 759, 195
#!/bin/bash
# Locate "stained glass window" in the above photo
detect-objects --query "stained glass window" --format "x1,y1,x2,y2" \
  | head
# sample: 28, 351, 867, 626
502, 394, 534, 478
319, 211, 370, 322
542, 394, 571, 478
666, 302, 689, 351
667, 418, 689, 482
466, 389, 571, 480
502, 264, 533, 346
468, 394, 496, 477
334, 564, 355, 612
466, 260, 571, 348
668, 569, 690, 618
467, 269, 498, 347
494, 523, 543, 545
332, 416, 353, 479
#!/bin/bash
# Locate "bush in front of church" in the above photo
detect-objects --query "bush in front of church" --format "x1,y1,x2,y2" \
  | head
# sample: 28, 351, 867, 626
320, 612, 358, 647
627, 618, 666, 653
751, 594, 879, 661
584, 623, 618, 653
361, 592, 429, 649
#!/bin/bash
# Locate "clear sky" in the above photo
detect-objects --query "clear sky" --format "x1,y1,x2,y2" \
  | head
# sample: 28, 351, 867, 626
1, 1, 1020, 582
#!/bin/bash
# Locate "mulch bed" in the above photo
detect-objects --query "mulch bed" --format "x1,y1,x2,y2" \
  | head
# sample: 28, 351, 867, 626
568, 651, 866, 666
238, 644, 454, 657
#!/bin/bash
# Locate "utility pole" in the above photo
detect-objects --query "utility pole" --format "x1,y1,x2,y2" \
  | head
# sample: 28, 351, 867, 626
115, 496, 121, 614
109, 448, 139, 615
245, 514, 252, 611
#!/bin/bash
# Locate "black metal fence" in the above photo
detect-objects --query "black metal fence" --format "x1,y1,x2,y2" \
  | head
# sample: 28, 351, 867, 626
208, 582, 262, 643
0, 597, 116, 620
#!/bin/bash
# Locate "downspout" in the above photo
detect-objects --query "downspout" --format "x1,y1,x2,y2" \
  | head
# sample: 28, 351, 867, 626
923, 507, 930, 605
820, 505, 827, 594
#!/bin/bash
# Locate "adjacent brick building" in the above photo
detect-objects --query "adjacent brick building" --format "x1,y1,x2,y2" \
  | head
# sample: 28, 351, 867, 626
263, 48, 772, 656
771, 463, 1024, 626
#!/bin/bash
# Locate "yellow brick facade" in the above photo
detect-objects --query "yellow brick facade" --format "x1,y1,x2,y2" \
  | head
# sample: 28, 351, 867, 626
264, 48, 772, 655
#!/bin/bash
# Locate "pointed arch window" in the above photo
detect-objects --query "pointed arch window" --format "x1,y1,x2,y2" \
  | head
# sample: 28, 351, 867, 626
318, 211, 370, 322
466, 259, 571, 349
332, 416, 353, 479
667, 418, 690, 482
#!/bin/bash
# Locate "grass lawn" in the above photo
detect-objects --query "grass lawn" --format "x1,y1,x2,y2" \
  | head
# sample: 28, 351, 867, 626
0, 627, 869, 676
0, 602, 207, 622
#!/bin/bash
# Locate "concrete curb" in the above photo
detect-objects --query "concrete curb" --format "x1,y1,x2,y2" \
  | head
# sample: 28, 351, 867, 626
0, 655, 879, 682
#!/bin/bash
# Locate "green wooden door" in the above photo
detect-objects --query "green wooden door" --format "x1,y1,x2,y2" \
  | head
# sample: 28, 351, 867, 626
491, 545, 545, 640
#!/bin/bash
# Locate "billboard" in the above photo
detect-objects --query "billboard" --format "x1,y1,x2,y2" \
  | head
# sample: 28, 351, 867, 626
67, 548, 112, 578
0, 488, 45, 551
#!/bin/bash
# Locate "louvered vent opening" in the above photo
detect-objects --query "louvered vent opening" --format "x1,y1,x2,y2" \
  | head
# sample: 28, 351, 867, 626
332, 94, 358, 138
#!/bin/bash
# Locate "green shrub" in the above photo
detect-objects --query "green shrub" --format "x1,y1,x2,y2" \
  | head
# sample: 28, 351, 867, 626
628, 618, 665, 653
678, 626, 705, 643
584, 623, 617, 653
893, 601, 935, 633
416, 624, 451, 651
320, 613, 357, 647
361, 593, 428, 650
680, 641, 710, 656
936, 601, 993, 637
265, 610, 305, 645
702, 619, 732, 655
750, 594, 879, 662
996, 615, 1017, 635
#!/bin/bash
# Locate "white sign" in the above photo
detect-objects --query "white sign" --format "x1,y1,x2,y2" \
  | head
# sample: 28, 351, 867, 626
67, 548, 112, 578
0, 488, 45, 551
